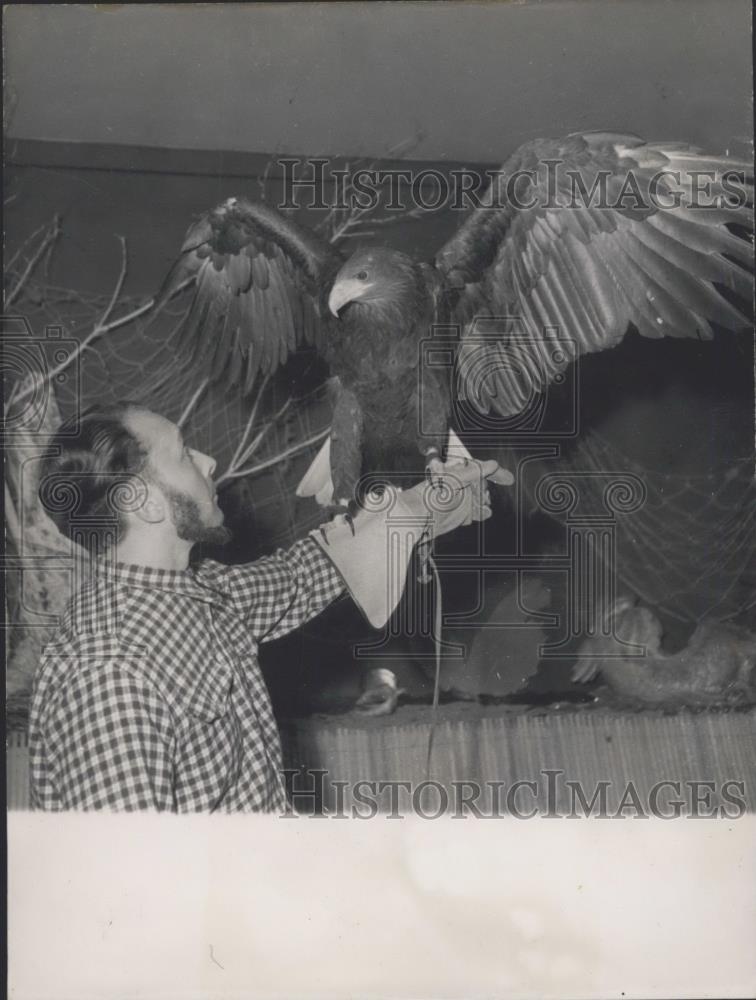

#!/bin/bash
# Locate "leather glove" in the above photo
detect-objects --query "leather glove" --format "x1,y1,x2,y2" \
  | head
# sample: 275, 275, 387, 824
398, 458, 511, 538
312, 459, 513, 628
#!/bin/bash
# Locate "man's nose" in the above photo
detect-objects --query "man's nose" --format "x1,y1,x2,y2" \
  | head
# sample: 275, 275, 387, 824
194, 450, 216, 478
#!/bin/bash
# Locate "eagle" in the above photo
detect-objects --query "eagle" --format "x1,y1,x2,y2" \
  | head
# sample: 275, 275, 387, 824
154, 132, 753, 509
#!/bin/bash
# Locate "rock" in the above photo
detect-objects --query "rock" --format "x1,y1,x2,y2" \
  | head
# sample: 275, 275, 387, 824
573, 596, 756, 707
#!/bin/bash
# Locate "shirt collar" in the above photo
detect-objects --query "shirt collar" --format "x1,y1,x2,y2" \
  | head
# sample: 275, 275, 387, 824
95, 557, 225, 605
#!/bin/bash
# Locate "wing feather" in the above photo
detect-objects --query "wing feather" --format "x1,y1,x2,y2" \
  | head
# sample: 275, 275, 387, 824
251, 251, 270, 291
153, 198, 343, 390
621, 230, 748, 331
629, 216, 751, 295
267, 253, 297, 354
437, 133, 753, 417
212, 299, 238, 382
646, 209, 752, 264
225, 251, 252, 294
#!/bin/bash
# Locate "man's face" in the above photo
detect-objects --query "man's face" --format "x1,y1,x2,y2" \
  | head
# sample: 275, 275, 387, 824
125, 409, 229, 545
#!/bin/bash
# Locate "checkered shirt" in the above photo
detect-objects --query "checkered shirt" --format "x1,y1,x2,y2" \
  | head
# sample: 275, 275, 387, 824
29, 538, 344, 812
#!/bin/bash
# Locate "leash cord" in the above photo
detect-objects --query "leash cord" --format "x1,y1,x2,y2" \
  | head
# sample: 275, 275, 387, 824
425, 552, 443, 781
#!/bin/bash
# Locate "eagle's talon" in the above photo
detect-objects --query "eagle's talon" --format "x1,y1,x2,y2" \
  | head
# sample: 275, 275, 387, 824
331, 511, 355, 535
425, 456, 446, 490
319, 499, 357, 540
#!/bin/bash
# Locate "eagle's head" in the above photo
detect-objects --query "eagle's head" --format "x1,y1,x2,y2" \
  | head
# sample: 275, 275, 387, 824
328, 248, 420, 317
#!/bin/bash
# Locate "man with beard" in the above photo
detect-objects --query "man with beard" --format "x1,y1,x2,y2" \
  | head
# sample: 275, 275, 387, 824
29, 402, 500, 812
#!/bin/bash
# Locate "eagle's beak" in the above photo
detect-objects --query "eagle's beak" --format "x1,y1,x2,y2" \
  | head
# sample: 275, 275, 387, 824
328, 279, 372, 317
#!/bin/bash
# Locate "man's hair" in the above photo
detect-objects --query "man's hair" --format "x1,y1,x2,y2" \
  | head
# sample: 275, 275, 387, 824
38, 401, 149, 550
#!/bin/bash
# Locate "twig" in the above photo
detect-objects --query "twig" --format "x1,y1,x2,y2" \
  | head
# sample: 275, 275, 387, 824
5, 217, 57, 275
256, 150, 279, 203
384, 131, 426, 158
231, 395, 293, 473
216, 427, 329, 485
96, 235, 128, 328
7, 277, 194, 411
226, 374, 271, 471
321, 133, 423, 243
177, 376, 210, 428
5, 215, 62, 308
326, 196, 423, 245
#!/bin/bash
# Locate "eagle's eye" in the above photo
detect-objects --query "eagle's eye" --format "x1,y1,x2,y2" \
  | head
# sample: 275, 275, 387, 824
356, 270, 369, 281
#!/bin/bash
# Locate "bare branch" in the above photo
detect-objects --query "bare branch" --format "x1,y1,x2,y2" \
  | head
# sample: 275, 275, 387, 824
256, 149, 279, 203
177, 376, 210, 429
5, 215, 62, 308
226, 374, 271, 471
5, 217, 57, 275
96, 235, 128, 328
231, 396, 293, 472
7, 277, 194, 411
314, 133, 425, 245
384, 131, 426, 159
217, 427, 329, 485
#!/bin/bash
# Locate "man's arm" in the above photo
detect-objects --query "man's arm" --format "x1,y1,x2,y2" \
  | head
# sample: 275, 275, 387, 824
218, 536, 345, 643
212, 458, 508, 638
31, 661, 176, 811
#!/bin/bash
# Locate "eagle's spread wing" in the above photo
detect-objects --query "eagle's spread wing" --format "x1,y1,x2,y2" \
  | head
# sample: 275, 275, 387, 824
435, 132, 753, 416
155, 199, 344, 391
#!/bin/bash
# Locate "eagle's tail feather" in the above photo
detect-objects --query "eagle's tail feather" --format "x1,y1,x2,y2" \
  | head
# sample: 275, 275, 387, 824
296, 435, 334, 505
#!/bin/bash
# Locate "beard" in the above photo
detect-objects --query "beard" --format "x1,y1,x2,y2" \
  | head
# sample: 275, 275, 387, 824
164, 487, 231, 546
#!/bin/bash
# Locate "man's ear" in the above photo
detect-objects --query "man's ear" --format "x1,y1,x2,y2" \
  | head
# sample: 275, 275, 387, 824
132, 482, 167, 525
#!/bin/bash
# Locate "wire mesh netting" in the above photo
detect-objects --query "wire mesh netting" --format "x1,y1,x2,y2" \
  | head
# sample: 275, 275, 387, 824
507, 427, 755, 627
573, 431, 755, 624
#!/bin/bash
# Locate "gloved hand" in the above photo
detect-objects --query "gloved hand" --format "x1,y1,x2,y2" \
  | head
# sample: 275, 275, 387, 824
312, 459, 513, 628
397, 458, 511, 538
